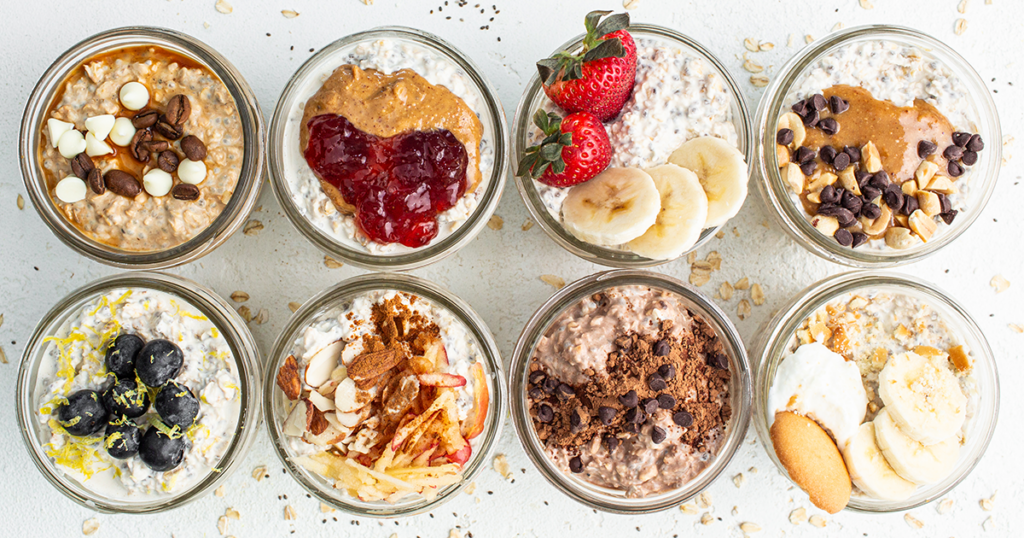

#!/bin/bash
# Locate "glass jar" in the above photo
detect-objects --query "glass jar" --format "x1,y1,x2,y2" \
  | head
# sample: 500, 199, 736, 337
510, 25, 752, 268
19, 27, 266, 269
16, 272, 264, 513
509, 270, 751, 513
268, 27, 509, 271
263, 273, 506, 517
751, 271, 999, 512
754, 25, 1001, 267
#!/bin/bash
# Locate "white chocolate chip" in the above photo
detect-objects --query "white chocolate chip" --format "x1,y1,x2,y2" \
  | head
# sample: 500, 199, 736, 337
85, 132, 113, 157
84, 114, 116, 140
177, 159, 208, 184
109, 117, 137, 146
143, 169, 173, 196
55, 176, 87, 203
46, 118, 75, 148
119, 82, 150, 110
57, 129, 87, 159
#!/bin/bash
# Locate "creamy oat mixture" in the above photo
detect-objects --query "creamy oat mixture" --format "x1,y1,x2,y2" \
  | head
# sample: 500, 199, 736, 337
282, 40, 496, 255
532, 37, 739, 219
34, 288, 241, 500
41, 48, 244, 252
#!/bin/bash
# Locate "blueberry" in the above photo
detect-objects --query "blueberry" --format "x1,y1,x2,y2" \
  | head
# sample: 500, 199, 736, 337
154, 381, 200, 429
104, 334, 145, 378
56, 390, 108, 436
102, 377, 151, 418
105, 417, 142, 459
136, 339, 184, 387
138, 425, 187, 472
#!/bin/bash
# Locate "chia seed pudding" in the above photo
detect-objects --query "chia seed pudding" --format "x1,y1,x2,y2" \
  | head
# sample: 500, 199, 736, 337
33, 288, 242, 500
281, 39, 496, 255
526, 285, 731, 498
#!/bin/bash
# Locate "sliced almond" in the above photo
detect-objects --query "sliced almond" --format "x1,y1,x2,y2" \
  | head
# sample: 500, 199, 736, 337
777, 112, 806, 148
917, 191, 941, 217
915, 160, 939, 186
307, 390, 336, 412
862, 141, 882, 173
884, 226, 917, 249
276, 355, 302, 400
305, 340, 343, 388
908, 209, 937, 241
282, 400, 308, 436
334, 377, 370, 413
811, 215, 840, 236
783, 163, 805, 194
838, 167, 860, 195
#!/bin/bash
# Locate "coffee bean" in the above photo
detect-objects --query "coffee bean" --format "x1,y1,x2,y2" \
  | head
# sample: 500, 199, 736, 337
869, 171, 890, 189
883, 185, 904, 210
843, 145, 861, 163
952, 132, 971, 147
861, 185, 881, 202
918, 140, 937, 158
901, 194, 920, 216
154, 120, 183, 140
536, 403, 553, 423
529, 371, 546, 385
604, 434, 619, 452
713, 352, 729, 370
598, 406, 617, 426
542, 377, 559, 394
794, 146, 815, 164
829, 95, 850, 114
819, 185, 840, 204
961, 150, 978, 166
164, 95, 191, 126
656, 394, 676, 409
140, 140, 170, 153
851, 232, 869, 248
657, 364, 676, 380
569, 456, 583, 473
841, 190, 863, 214
791, 99, 809, 117
855, 170, 871, 187
832, 151, 851, 171
818, 118, 840, 136
809, 94, 827, 111
104, 170, 141, 198
776, 128, 794, 146
624, 406, 645, 424
556, 383, 575, 399
941, 210, 958, 225
943, 145, 964, 161
70, 153, 94, 180
618, 390, 638, 408
647, 373, 668, 392
673, 410, 694, 427
860, 202, 882, 220
130, 129, 153, 162
967, 134, 984, 152
947, 160, 964, 177
819, 145, 837, 164
834, 228, 853, 247
131, 110, 159, 129
801, 107, 819, 127
171, 184, 201, 202
938, 193, 951, 214
800, 161, 817, 177
528, 387, 544, 400
651, 426, 667, 444
180, 135, 207, 161
87, 168, 104, 195
642, 398, 660, 415
653, 339, 671, 357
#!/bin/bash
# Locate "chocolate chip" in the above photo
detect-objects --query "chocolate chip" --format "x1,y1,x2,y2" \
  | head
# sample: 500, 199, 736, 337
569, 409, 582, 432
569, 456, 583, 473
860, 202, 882, 220
624, 406, 645, 424
598, 406, 617, 425
104, 170, 141, 198
943, 145, 964, 161
794, 146, 815, 164
901, 194, 920, 216
883, 185, 904, 210
623, 423, 640, 434
818, 118, 840, 136
673, 410, 694, 427
604, 434, 620, 452
941, 210, 958, 225
829, 95, 850, 114
841, 190, 863, 214
961, 150, 978, 166
861, 185, 881, 202
642, 398, 660, 415
819, 145, 838, 164
834, 228, 853, 247
855, 170, 871, 187
713, 352, 729, 370
819, 206, 856, 228
647, 373, 668, 392
180, 135, 207, 161
528, 371, 546, 385
800, 161, 817, 176
618, 390, 638, 408
536, 403, 554, 423
542, 377, 559, 394
657, 364, 676, 380
952, 132, 972, 147
843, 145, 861, 163
791, 99, 809, 116
938, 193, 951, 214
129, 129, 152, 162
164, 94, 191, 126
800, 107, 819, 127
556, 383, 575, 399
869, 171, 890, 189
132, 110, 160, 129
528, 387, 545, 400
651, 426, 667, 444
947, 160, 964, 177
809, 94, 827, 111
653, 340, 671, 357
967, 134, 984, 152
918, 140, 937, 158
832, 151, 851, 171
776, 128, 794, 146
656, 394, 676, 409
851, 232, 869, 248
154, 120, 183, 140
87, 168, 104, 195
820, 185, 840, 204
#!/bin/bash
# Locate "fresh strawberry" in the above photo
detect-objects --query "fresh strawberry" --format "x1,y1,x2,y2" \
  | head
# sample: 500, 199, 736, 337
517, 110, 612, 187
537, 10, 637, 122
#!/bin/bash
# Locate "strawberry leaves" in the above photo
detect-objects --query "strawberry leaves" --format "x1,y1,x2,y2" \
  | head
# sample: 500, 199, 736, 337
517, 110, 573, 179
536, 10, 630, 84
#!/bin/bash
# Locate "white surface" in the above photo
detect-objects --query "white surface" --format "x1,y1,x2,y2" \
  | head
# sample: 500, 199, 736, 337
0, 0, 1019, 536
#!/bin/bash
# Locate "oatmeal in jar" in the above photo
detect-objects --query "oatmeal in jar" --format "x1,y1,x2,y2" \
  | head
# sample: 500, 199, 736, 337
40, 46, 243, 252
526, 285, 731, 498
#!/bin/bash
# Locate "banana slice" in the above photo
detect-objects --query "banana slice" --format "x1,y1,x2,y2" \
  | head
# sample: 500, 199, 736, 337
667, 136, 748, 228
626, 164, 708, 260
878, 352, 967, 445
842, 422, 917, 501
873, 408, 960, 485
562, 167, 661, 246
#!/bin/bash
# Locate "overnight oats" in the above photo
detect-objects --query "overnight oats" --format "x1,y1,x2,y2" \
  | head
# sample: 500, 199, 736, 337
513, 12, 750, 265
754, 272, 998, 513
17, 274, 261, 512
268, 278, 502, 514
271, 28, 507, 268
757, 27, 1000, 265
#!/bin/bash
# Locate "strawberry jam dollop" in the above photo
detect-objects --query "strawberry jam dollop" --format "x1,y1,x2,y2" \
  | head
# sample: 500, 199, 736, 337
304, 114, 469, 248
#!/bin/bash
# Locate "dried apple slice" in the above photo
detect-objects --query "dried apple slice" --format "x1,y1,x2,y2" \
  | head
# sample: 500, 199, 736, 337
423, 339, 449, 368
417, 373, 467, 387
391, 390, 455, 452
462, 362, 489, 440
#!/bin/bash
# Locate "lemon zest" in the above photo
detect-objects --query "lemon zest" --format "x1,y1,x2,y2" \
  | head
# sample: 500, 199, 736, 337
170, 299, 208, 321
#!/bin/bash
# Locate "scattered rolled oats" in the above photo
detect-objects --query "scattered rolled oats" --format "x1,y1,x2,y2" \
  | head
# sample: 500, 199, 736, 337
955, 18, 968, 35
936, 497, 954, 514
748, 466, 758, 474
324, 255, 344, 269
0, 347, 6, 365
859, 0, 874, 8
990, 275, 1010, 293
487, 215, 504, 230
540, 274, 565, 290
958, 0, 969, 13
251, 465, 267, 481
734, 277, 750, 290
1010, 323, 1023, 334
750, 75, 770, 87
230, 291, 250, 303
281, 9, 299, 18
254, 308, 269, 325
719, 281, 734, 301
521, 219, 534, 231
464, 481, 477, 495
983, 515, 995, 531
623, 0, 641, 9
715, 230, 725, 239
788, 33, 797, 47
361, 0, 374, 5
904, 513, 924, 529
215, 0, 233, 14
214, 485, 226, 497
687, 251, 697, 263
217, 515, 229, 535
288, 302, 302, 313
237, 305, 253, 323
789, 507, 807, 525
980, 491, 996, 511
805, 34, 815, 44
759, 42, 774, 51
1003, 135, 1015, 166
731, 506, 739, 516
742, 59, 764, 73
832, 22, 844, 31
225, 508, 240, 520
744, 38, 759, 52
17, 194, 24, 210
739, 522, 762, 534
751, 283, 765, 306
732, 473, 745, 488
808, 514, 827, 528
320, 502, 335, 513
689, 270, 711, 287
679, 503, 698, 515
284, 505, 296, 520
737, 299, 751, 320
696, 491, 713, 509
700, 512, 715, 525
449, 529, 463, 538
83, 518, 100, 536
492, 453, 512, 479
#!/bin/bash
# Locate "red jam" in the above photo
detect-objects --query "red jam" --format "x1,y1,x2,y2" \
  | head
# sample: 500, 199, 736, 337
304, 115, 469, 247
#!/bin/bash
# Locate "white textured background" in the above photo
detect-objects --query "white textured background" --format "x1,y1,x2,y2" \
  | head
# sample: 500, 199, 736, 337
1, 0, 1020, 536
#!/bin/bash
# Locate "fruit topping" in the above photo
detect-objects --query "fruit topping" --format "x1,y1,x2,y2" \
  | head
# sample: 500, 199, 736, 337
138, 424, 187, 472
104, 333, 145, 378
102, 377, 151, 419
56, 390, 109, 436
667, 136, 749, 228
626, 164, 709, 260
537, 11, 637, 122
461, 362, 490, 440
154, 381, 200, 429
104, 417, 142, 459
517, 111, 612, 187
135, 339, 184, 387
561, 167, 661, 246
